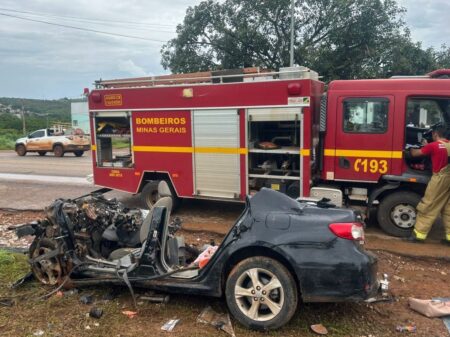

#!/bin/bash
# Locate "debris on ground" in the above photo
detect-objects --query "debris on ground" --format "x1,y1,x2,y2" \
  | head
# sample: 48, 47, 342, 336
64, 288, 79, 296
140, 293, 170, 303
393, 275, 406, 283
395, 324, 417, 333
161, 319, 180, 332
122, 310, 138, 319
197, 306, 235, 337
10, 271, 34, 289
101, 290, 117, 301
33, 330, 44, 336
380, 273, 390, 297
0, 298, 14, 307
365, 296, 393, 304
443, 316, 450, 334
409, 298, 450, 317
89, 307, 103, 319
310, 323, 328, 335
79, 294, 94, 305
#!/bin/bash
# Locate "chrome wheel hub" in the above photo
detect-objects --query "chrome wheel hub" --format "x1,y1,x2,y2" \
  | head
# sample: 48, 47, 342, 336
391, 204, 416, 229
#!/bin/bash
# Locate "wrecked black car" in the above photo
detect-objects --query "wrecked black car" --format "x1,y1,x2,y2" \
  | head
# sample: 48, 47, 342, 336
16, 183, 378, 330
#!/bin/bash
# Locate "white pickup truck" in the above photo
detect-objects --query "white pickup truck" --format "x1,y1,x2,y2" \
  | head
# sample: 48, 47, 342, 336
15, 128, 91, 157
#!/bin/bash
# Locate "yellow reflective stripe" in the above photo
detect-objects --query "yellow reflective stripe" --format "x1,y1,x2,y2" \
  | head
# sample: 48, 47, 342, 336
324, 149, 402, 159
133, 146, 193, 153
324, 149, 335, 156
133, 146, 248, 154
446, 233, 450, 241
195, 147, 248, 155
300, 149, 310, 156
133, 146, 309, 155
413, 229, 427, 240
91, 145, 97, 151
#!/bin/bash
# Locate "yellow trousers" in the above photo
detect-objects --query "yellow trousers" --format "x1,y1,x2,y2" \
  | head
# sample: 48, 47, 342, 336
414, 165, 450, 241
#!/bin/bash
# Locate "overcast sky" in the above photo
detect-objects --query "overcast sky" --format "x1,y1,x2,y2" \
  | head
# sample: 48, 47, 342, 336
0, 0, 449, 99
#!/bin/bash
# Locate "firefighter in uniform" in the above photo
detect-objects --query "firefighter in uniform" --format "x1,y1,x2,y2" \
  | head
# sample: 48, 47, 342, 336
405, 126, 450, 245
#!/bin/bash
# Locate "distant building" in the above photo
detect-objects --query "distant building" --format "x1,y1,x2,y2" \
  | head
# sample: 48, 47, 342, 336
71, 100, 89, 134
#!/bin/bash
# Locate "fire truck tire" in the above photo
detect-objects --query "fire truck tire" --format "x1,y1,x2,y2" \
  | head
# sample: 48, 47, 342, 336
16, 144, 26, 156
141, 180, 181, 210
141, 181, 160, 209
377, 191, 421, 237
53, 145, 64, 157
74, 151, 84, 157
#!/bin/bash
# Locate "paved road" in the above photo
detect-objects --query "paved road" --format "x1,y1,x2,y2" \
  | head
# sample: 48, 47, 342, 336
0, 150, 142, 210
0, 150, 92, 177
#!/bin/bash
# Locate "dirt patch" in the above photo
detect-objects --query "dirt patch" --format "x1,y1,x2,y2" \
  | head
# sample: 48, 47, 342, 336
1, 249, 449, 337
0, 210, 44, 248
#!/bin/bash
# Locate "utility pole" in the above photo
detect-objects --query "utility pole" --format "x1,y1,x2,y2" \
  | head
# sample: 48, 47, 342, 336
21, 103, 26, 135
289, 0, 295, 67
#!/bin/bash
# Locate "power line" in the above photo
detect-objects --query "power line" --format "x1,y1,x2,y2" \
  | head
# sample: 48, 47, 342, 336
0, 7, 175, 28
4, 11, 176, 33
0, 12, 168, 43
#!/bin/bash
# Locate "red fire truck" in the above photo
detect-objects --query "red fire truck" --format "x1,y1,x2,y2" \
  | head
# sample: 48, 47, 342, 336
87, 67, 450, 237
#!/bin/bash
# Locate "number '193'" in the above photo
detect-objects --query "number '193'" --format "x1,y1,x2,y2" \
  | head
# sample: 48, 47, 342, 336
354, 159, 388, 174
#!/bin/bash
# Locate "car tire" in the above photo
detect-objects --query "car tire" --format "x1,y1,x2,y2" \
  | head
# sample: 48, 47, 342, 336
53, 145, 64, 157
74, 151, 84, 157
16, 144, 26, 156
29, 238, 64, 285
38, 151, 47, 156
225, 256, 298, 331
377, 191, 421, 237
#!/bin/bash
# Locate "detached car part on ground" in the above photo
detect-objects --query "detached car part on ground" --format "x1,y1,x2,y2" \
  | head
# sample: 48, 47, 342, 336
16, 183, 379, 330
15, 128, 90, 157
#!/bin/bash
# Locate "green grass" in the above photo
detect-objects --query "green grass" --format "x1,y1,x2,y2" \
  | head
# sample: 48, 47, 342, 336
0, 130, 22, 150
0, 249, 29, 283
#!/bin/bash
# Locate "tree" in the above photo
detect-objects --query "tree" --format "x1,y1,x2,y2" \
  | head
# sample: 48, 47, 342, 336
161, 0, 422, 81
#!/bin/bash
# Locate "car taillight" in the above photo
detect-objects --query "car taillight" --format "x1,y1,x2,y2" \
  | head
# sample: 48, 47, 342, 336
329, 222, 365, 241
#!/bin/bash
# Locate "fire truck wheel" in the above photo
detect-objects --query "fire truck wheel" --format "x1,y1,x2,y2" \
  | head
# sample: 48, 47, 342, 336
377, 191, 421, 237
140, 181, 160, 209
74, 151, 84, 157
53, 145, 64, 157
16, 144, 27, 156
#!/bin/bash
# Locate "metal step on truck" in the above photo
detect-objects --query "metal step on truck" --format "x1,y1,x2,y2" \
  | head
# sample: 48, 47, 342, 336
85, 66, 450, 237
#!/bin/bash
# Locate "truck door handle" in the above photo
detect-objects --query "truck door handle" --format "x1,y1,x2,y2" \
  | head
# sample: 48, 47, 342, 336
338, 157, 350, 169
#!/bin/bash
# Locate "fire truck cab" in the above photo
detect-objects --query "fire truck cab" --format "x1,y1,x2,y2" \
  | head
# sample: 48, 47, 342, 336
87, 67, 450, 237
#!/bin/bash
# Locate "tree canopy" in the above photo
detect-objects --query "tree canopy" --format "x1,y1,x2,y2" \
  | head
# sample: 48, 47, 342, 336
161, 0, 450, 81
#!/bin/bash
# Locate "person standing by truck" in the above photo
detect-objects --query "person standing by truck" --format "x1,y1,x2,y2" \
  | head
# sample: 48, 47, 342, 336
405, 126, 450, 245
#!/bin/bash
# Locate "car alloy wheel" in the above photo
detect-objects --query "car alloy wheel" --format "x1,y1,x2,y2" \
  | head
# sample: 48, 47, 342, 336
225, 257, 297, 330
234, 267, 284, 321
30, 239, 63, 285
